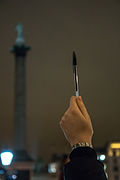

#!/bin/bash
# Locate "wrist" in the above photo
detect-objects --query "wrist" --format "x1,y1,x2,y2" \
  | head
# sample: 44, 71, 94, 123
70, 136, 92, 147
72, 142, 93, 151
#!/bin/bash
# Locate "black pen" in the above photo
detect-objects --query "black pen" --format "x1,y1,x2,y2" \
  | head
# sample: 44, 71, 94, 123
73, 51, 79, 96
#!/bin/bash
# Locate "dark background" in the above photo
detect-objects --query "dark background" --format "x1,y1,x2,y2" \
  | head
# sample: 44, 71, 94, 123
0, 0, 120, 160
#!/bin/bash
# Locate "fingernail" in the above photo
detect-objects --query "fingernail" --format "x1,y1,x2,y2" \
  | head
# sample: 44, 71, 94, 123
78, 96, 82, 100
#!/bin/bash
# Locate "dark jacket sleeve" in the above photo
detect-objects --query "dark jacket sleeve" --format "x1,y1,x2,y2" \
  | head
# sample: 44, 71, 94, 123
64, 147, 107, 180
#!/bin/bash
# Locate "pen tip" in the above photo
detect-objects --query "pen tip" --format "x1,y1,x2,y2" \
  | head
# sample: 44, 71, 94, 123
73, 51, 77, 65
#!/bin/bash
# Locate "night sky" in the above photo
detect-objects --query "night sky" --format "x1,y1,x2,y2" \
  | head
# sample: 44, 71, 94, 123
0, 0, 120, 161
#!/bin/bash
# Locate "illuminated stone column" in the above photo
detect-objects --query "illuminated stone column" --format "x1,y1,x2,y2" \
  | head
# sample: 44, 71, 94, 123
11, 23, 31, 161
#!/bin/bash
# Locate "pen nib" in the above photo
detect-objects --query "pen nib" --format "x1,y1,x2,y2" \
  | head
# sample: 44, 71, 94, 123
73, 51, 77, 66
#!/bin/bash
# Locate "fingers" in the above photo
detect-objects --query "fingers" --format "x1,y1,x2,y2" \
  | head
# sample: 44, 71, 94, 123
60, 96, 86, 129
76, 96, 90, 119
69, 96, 83, 117
69, 96, 79, 110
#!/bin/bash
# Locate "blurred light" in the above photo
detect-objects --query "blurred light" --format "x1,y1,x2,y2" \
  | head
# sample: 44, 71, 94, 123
0, 151, 13, 166
106, 173, 108, 179
12, 175, 17, 179
104, 163, 107, 170
48, 163, 57, 173
100, 154, 106, 161
116, 149, 120, 157
0, 170, 4, 175
110, 143, 120, 149
108, 150, 113, 157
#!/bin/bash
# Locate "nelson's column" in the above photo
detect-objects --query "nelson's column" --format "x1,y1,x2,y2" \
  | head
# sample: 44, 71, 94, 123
11, 24, 32, 163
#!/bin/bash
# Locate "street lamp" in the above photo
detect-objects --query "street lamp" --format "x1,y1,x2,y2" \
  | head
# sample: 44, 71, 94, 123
0, 151, 14, 179
0, 151, 14, 166
99, 154, 106, 161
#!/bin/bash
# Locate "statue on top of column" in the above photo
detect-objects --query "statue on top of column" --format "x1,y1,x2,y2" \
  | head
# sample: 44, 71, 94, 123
15, 23, 25, 47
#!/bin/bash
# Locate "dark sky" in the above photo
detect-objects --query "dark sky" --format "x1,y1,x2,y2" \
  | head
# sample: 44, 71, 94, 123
0, 0, 120, 160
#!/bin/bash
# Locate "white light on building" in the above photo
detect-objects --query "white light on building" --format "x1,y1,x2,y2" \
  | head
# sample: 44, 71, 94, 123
48, 163, 57, 173
100, 154, 106, 161
0, 151, 13, 166
12, 175, 17, 179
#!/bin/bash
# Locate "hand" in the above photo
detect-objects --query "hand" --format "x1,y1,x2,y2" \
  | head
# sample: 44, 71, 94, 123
60, 96, 93, 146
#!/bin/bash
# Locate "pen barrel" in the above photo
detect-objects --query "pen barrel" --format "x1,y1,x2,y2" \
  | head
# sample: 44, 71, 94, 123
73, 66, 79, 96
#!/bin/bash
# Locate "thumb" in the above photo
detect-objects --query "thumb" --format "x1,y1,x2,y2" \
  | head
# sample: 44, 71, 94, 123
76, 96, 90, 119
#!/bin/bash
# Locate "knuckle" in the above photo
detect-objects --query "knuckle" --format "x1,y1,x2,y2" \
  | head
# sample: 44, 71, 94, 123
60, 117, 65, 126
59, 120, 62, 126
59, 120, 63, 128
70, 107, 77, 115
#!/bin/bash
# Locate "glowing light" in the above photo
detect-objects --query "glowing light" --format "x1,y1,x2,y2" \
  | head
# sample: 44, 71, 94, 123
99, 154, 106, 161
104, 164, 107, 170
116, 149, 120, 157
0, 170, 4, 175
48, 163, 57, 173
110, 143, 120, 149
108, 150, 113, 157
0, 151, 13, 166
12, 175, 17, 179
